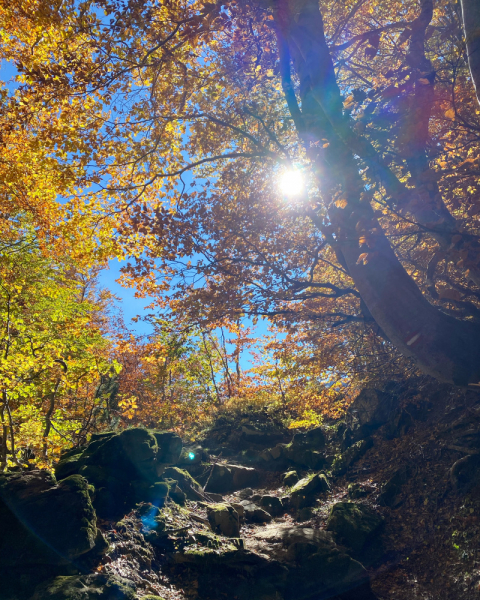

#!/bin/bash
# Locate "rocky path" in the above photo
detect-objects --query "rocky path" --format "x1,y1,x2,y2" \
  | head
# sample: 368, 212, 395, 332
3, 378, 480, 600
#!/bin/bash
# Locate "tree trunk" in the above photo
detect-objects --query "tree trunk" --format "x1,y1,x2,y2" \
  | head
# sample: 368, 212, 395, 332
274, 0, 480, 386
461, 0, 480, 106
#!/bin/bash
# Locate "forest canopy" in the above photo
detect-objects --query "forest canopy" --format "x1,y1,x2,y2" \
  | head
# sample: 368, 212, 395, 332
1, 0, 480, 467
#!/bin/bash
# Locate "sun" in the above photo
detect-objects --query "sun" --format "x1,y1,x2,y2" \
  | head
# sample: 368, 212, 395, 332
279, 169, 304, 196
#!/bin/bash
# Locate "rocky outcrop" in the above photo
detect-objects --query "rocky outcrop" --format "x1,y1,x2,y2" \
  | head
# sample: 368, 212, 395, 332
326, 502, 384, 556
261, 427, 326, 470
289, 473, 330, 509
55, 428, 182, 519
0, 470, 97, 568
245, 524, 376, 600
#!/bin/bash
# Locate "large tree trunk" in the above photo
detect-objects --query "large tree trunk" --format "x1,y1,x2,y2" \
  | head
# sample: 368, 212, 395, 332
273, 0, 480, 386
461, 0, 480, 106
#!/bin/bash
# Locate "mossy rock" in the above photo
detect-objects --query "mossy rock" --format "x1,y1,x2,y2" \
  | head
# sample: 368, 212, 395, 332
55, 428, 182, 520
207, 502, 240, 537
30, 574, 136, 600
0, 470, 97, 567
162, 467, 202, 500
326, 501, 384, 554
260, 495, 283, 517
283, 470, 299, 486
290, 473, 330, 509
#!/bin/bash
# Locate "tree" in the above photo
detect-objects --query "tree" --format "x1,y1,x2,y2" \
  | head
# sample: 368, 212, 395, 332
3, 0, 480, 386
460, 0, 480, 105
0, 224, 115, 468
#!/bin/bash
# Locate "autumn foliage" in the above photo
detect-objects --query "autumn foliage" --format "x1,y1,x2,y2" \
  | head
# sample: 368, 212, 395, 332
1, 0, 480, 467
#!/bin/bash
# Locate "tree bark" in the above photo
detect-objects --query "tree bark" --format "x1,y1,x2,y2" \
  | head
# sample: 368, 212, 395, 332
461, 0, 480, 106
274, 0, 480, 386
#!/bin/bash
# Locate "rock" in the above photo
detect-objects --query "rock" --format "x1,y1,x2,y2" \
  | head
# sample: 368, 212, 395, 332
154, 431, 183, 464
326, 502, 384, 554
207, 503, 240, 537
166, 481, 186, 506
246, 525, 374, 599
54, 428, 182, 519
204, 463, 234, 493
172, 534, 243, 565
238, 487, 254, 499
450, 454, 480, 493
203, 463, 258, 493
239, 422, 285, 446
331, 438, 373, 477
231, 502, 245, 520
348, 483, 370, 499
283, 470, 299, 486
345, 388, 398, 443
230, 464, 259, 488
283, 444, 325, 470
162, 467, 203, 500
260, 495, 284, 516
0, 470, 96, 567
206, 492, 223, 502
239, 500, 272, 523
292, 427, 326, 449
378, 465, 412, 507
290, 473, 330, 509
30, 574, 136, 600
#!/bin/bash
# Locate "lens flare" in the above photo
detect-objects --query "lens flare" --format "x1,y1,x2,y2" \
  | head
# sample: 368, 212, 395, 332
188, 452, 195, 460
279, 169, 304, 196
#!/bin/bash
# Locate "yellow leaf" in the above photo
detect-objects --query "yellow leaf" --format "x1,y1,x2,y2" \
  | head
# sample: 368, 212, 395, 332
445, 108, 455, 119
418, 78, 430, 85
335, 198, 348, 209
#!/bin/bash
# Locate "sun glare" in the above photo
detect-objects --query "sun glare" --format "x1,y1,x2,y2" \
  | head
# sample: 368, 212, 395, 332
279, 169, 304, 196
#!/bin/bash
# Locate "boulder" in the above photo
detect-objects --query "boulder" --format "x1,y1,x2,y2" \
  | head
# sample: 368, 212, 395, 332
246, 525, 374, 599
326, 502, 384, 554
207, 503, 240, 537
239, 500, 272, 523
30, 574, 136, 600
203, 463, 258, 493
283, 470, 299, 486
204, 463, 234, 493
347, 483, 370, 499
0, 470, 97, 567
290, 473, 330, 509
54, 428, 182, 519
292, 427, 326, 449
345, 388, 397, 443
230, 464, 259, 488
265, 430, 326, 469
260, 495, 284, 517
163, 467, 203, 500
283, 444, 325, 470
238, 487, 254, 499
331, 438, 373, 477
